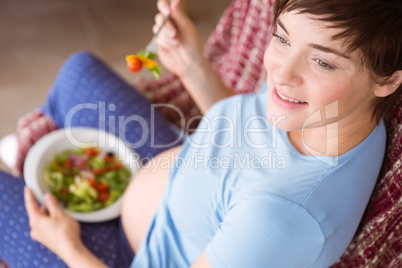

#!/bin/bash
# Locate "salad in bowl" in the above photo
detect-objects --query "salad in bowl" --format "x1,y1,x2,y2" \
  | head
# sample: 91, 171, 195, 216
24, 127, 140, 222
43, 146, 131, 213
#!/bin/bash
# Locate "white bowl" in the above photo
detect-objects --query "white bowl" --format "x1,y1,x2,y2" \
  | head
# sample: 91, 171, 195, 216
24, 127, 140, 222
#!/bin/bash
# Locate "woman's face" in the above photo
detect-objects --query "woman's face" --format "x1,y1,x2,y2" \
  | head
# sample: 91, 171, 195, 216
264, 11, 378, 131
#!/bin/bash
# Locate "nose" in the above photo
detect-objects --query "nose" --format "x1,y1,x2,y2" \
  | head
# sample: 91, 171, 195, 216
275, 52, 303, 86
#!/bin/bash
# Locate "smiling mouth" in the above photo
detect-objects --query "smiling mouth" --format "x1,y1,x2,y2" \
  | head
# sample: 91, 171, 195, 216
276, 90, 307, 104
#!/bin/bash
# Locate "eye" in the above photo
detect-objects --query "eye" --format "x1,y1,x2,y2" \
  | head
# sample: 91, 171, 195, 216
315, 59, 335, 70
272, 33, 289, 45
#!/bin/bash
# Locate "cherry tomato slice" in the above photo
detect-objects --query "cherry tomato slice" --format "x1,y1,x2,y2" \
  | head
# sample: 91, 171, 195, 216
98, 191, 110, 202
103, 155, 115, 163
126, 56, 143, 72
85, 147, 99, 157
88, 178, 97, 188
60, 188, 70, 195
62, 159, 73, 168
96, 181, 109, 192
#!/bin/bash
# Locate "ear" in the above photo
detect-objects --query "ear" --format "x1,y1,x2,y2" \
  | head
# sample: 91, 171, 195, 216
374, 70, 402, 97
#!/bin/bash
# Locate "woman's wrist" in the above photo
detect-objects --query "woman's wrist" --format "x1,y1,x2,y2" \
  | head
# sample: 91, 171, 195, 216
60, 239, 85, 262
178, 54, 209, 81
177, 56, 235, 114
62, 238, 81, 255
61, 240, 108, 268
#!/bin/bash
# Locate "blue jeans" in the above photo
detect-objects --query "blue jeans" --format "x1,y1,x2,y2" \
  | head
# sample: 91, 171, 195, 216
0, 52, 182, 267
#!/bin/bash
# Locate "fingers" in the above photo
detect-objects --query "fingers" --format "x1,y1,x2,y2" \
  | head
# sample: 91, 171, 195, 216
153, 14, 176, 37
170, 0, 186, 24
154, 14, 179, 49
157, 0, 171, 16
39, 205, 49, 215
43, 192, 63, 218
25, 187, 62, 224
154, 0, 179, 38
24, 186, 41, 223
24, 187, 81, 257
156, 30, 179, 49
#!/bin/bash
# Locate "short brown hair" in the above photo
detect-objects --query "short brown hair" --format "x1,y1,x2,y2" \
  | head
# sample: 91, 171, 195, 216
272, 0, 402, 120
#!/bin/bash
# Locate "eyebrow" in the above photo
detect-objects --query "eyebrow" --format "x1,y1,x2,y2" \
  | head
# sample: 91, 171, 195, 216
277, 18, 351, 59
277, 19, 288, 34
308, 44, 351, 59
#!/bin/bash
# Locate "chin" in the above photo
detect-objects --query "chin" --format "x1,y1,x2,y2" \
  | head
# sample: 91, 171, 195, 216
266, 110, 303, 132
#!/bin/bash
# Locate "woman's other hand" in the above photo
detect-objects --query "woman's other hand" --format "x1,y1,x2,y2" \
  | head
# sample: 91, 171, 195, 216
153, 0, 234, 114
24, 186, 108, 267
24, 186, 81, 258
154, 0, 206, 78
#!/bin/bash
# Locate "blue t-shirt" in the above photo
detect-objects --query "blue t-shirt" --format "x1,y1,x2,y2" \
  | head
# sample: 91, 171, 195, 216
131, 84, 386, 268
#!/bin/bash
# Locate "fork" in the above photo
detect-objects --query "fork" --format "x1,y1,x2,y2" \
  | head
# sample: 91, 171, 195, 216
145, 0, 173, 54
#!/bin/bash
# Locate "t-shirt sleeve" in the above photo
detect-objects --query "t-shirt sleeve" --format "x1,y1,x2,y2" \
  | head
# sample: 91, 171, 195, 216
205, 193, 325, 268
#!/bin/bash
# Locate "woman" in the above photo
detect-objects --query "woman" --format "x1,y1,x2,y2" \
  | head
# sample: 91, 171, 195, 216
1, 0, 401, 267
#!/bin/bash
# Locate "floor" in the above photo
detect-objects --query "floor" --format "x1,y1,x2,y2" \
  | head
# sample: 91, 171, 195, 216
0, 0, 232, 172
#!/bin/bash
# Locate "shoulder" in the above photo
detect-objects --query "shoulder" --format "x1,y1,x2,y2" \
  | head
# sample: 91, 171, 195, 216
206, 192, 325, 268
230, 193, 325, 242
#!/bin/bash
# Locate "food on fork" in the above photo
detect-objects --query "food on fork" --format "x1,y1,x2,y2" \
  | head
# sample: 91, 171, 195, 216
126, 50, 161, 78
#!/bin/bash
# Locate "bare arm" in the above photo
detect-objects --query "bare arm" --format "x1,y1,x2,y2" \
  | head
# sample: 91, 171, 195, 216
179, 56, 235, 115
62, 243, 108, 268
154, 0, 234, 114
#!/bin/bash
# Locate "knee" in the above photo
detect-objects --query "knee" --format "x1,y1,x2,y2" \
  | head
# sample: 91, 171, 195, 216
62, 51, 102, 71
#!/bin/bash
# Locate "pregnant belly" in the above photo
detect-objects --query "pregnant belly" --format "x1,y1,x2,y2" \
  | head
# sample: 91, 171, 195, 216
121, 145, 182, 253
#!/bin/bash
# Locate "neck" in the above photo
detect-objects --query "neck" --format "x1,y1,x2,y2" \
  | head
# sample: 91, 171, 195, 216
288, 116, 378, 157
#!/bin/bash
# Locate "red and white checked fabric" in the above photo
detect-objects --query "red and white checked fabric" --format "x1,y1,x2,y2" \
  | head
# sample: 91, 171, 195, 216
13, 109, 58, 177
6, 0, 401, 267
